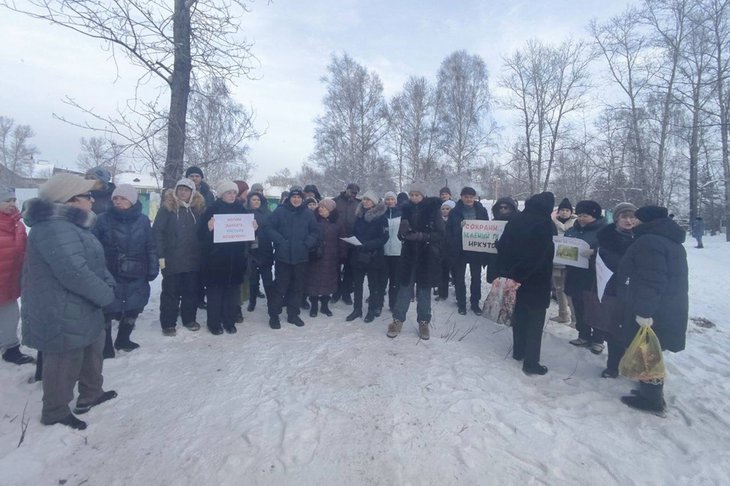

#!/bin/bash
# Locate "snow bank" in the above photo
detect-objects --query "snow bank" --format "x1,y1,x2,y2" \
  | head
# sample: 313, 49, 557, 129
1, 237, 728, 485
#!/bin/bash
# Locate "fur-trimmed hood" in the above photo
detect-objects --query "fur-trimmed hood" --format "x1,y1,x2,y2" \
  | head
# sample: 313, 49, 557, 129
162, 188, 206, 214
23, 197, 96, 229
356, 200, 387, 222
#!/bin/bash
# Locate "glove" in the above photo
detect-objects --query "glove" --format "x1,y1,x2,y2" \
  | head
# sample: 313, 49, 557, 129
636, 316, 653, 328
159, 258, 166, 270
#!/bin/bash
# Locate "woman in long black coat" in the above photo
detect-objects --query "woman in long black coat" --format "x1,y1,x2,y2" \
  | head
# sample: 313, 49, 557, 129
615, 206, 688, 414
94, 184, 159, 357
306, 199, 344, 317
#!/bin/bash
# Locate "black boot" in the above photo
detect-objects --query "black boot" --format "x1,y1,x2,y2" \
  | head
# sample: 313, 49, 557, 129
114, 318, 140, 352
2, 345, 35, 365
247, 294, 257, 312
309, 297, 319, 317
346, 308, 362, 321
320, 296, 333, 317
364, 308, 376, 323
301, 296, 310, 310
621, 381, 666, 415
103, 320, 115, 359
235, 306, 244, 323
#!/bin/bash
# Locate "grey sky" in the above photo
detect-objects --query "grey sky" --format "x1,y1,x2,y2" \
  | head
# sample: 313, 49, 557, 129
0, 0, 633, 184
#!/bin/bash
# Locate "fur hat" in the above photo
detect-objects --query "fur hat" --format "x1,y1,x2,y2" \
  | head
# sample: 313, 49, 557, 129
361, 190, 380, 204
407, 181, 427, 197
85, 166, 111, 183
217, 180, 239, 197
441, 200, 456, 209
613, 202, 637, 219
39, 173, 97, 203
558, 198, 573, 212
234, 180, 249, 197
319, 198, 336, 212
0, 184, 15, 202
175, 178, 196, 192
112, 184, 139, 205
460, 186, 477, 196
250, 183, 264, 195
439, 186, 451, 196
635, 205, 669, 223
185, 166, 204, 178
575, 200, 602, 219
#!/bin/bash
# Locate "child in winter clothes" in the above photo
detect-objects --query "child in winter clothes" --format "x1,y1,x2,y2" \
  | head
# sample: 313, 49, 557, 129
306, 199, 344, 317
381, 192, 403, 310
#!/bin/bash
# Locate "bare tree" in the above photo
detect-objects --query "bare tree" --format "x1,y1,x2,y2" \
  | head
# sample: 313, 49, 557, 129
0, 116, 39, 177
1, 0, 258, 188
77, 136, 126, 181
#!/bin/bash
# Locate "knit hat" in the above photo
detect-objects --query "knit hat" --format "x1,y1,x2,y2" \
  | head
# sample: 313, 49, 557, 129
613, 202, 637, 219
175, 178, 196, 192
185, 166, 204, 178
397, 192, 409, 205
439, 186, 451, 196
39, 173, 97, 203
407, 181, 427, 197
346, 183, 360, 193
250, 183, 264, 195
319, 198, 336, 212
441, 200, 456, 209
112, 184, 139, 205
361, 190, 379, 204
460, 186, 477, 196
0, 184, 15, 202
558, 198, 573, 212
234, 180, 249, 197
575, 200, 602, 219
635, 205, 668, 223
289, 186, 304, 198
304, 197, 318, 207
85, 166, 111, 183
383, 191, 397, 200
217, 180, 239, 197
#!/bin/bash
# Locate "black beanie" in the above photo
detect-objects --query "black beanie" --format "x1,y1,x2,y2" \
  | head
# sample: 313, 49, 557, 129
558, 198, 573, 212
439, 186, 451, 195
185, 166, 204, 178
575, 200, 602, 219
635, 205, 669, 223
460, 186, 477, 196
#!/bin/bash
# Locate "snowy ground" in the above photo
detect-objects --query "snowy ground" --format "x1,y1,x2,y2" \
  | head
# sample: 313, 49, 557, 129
1, 236, 729, 485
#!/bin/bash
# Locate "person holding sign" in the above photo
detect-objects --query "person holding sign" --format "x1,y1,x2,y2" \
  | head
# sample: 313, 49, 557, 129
445, 187, 490, 316
486, 197, 519, 284
199, 181, 252, 335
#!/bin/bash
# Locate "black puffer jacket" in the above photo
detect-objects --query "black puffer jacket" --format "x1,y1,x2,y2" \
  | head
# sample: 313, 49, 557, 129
198, 199, 249, 286
94, 202, 159, 315
397, 197, 445, 287
616, 217, 688, 352
564, 218, 607, 296
596, 223, 634, 297
265, 200, 319, 265
445, 200, 490, 265
496, 192, 555, 309
153, 188, 206, 275
350, 201, 388, 270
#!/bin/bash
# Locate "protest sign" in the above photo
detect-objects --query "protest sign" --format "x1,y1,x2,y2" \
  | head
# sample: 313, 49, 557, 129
553, 236, 590, 269
213, 213, 255, 243
462, 220, 507, 254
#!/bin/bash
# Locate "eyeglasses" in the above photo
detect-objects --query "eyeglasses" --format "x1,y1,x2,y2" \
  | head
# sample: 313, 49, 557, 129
73, 193, 94, 201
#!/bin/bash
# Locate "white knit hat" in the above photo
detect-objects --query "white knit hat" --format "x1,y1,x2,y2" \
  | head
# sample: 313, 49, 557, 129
217, 180, 239, 197
112, 184, 139, 205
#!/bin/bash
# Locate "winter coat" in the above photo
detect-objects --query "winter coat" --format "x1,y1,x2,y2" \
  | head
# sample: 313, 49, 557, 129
91, 182, 116, 215
691, 219, 705, 238
496, 193, 555, 309
0, 209, 26, 304
384, 206, 402, 257
306, 211, 344, 296
265, 200, 319, 265
21, 199, 115, 353
249, 204, 274, 267
198, 199, 249, 286
487, 197, 519, 284
596, 223, 634, 297
552, 214, 576, 235
616, 217, 688, 352
198, 181, 216, 208
445, 200, 490, 265
397, 197, 445, 287
350, 201, 389, 270
94, 202, 159, 315
564, 218, 607, 296
333, 191, 361, 236
153, 189, 206, 275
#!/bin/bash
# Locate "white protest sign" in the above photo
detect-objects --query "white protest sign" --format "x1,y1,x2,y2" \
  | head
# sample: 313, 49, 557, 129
213, 213, 255, 243
595, 251, 613, 302
462, 220, 507, 254
553, 236, 590, 269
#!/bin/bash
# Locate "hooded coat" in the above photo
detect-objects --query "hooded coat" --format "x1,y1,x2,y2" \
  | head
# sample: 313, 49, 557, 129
397, 197, 445, 287
445, 200, 490, 265
198, 199, 249, 286
333, 191, 361, 236
153, 188, 206, 275
94, 202, 158, 315
564, 217, 607, 296
487, 197, 519, 283
21, 199, 116, 352
265, 199, 319, 265
616, 217, 688, 352
496, 192, 555, 309
306, 210, 344, 296
0, 209, 26, 304
350, 201, 389, 270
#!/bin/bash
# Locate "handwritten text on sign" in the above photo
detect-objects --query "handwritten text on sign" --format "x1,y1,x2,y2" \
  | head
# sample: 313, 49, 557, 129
213, 213, 255, 243
462, 220, 506, 254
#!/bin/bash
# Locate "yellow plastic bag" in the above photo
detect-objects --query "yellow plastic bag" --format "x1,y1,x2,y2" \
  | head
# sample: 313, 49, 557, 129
619, 326, 666, 381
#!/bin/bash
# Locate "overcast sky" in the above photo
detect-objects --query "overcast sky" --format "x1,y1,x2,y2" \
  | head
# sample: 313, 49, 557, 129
0, 0, 633, 184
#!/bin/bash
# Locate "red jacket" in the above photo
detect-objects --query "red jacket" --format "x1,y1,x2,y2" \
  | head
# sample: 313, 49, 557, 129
0, 209, 27, 304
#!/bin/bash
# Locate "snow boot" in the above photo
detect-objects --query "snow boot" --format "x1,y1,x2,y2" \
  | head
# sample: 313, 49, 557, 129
418, 321, 430, 340
288, 315, 305, 327
269, 315, 281, 329
320, 296, 333, 317
621, 381, 666, 415
42, 414, 87, 430
247, 294, 257, 312
2, 345, 35, 365
387, 319, 403, 338
103, 321, 115, 359
236, 306, 244, 323
301, 296, 310, 310
309, 297, 319, 318
114, 318, 140, 352
346, 308, 362, 321
183, 321, 200, 331
601, 368, 619, 378
522, 362, 548, 375
162, 327, 177, 336
73, 390, 118, 415
208, 326, 224, 335
569, 337, 590, 347
364, 309, 376, 323
224, 325, 237, 334
457, 305, 467, 316
589, 342, 605, 355
471, 303, 483, 316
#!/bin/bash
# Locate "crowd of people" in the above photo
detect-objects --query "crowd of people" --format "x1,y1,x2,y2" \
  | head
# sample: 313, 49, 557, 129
0, 165, 691, 429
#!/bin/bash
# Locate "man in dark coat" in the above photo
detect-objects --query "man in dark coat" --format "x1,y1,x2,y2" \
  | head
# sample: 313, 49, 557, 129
616, 206, 688, 414
486, 196, 519, 284
265, 186, 320, 328
303, 184, 322, 202
387, 182, 445, 340
246, 192, 275, 313
445, 187, 490, 315
85, 166, 116, 215
185, 166, 216, 208
496, 192, 555, 376
333, 183, 361, 305
691, 216, 705, 248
